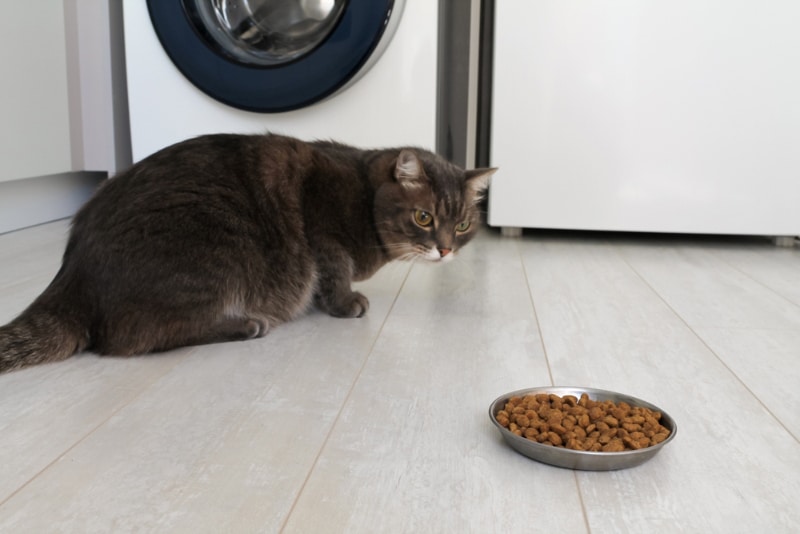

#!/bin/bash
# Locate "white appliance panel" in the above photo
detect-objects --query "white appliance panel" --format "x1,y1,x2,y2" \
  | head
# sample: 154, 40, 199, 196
488, 1, 800, 236
124, 1, 437, 162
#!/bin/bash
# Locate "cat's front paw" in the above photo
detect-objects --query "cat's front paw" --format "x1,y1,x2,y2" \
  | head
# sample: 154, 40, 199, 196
326, 291, 370, 318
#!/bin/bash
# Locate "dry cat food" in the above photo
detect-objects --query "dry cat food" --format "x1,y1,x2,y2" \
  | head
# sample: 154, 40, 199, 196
495, 392, 671, 452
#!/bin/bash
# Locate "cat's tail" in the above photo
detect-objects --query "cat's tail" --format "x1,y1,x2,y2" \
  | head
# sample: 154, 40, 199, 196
0, 287, 89, 374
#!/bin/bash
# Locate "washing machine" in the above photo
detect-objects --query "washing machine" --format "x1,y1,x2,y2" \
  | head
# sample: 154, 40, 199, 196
123, 0, 438, 162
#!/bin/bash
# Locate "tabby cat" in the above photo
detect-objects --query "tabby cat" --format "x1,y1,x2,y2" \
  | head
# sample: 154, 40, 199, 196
0, 133, 495, 373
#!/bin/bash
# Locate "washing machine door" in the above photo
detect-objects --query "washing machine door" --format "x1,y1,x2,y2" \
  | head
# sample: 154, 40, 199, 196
147, 0, 404, 112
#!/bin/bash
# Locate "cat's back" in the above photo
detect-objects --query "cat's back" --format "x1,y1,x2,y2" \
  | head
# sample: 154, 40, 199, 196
61, 133, 319, 279
76, 134, 313, 227
107, 133, 309, 192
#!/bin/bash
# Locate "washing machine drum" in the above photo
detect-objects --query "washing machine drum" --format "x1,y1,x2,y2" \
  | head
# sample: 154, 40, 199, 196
148, 0, 404, 112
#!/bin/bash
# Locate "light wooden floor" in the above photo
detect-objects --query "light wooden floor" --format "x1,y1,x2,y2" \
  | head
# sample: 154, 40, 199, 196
0, 220, 798, 533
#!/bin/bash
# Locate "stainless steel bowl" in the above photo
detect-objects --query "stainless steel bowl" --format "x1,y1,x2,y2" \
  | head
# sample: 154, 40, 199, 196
489, 386, 677, 471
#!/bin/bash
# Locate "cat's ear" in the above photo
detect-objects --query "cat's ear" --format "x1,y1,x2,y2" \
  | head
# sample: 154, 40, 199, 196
464, 167, 497, 202
394, 150, 427, 190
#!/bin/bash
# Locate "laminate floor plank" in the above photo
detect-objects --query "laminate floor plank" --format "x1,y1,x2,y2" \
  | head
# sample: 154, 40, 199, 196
0, 220, 68, 288
692, 326, 800, 439
520, 237, 800, 533
618, 239, 800, 443
0, 225, 412, 532
283, 236, 587, 534
710, 243, 800, 307
1, 222, 798, 532
618, 242, 800, 329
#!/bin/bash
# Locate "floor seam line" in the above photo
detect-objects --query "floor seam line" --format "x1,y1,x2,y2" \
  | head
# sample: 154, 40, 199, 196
278, 263, 413, 533
0, 350, 193, 508
619, 246, 800, 444
518, 237, 556, 387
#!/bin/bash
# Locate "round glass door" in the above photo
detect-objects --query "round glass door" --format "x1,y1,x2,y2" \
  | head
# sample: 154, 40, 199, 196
187, 0, 347, 66
147, 0, 401, 112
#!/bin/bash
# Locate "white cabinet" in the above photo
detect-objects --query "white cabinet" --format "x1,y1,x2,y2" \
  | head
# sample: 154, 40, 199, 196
0, 3, 73, 182
488, 1, 800, 238
0, 1, 130, 233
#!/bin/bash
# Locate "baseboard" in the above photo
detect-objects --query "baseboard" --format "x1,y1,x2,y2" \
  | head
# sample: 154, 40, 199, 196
0, 171, 106, 234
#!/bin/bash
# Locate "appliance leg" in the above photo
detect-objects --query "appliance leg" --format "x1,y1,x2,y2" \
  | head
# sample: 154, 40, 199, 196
772, 236, 797, 247
500, 226, 523, 238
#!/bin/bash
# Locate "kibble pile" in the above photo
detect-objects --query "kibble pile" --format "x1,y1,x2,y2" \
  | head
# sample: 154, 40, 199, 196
495, 392, 670, 452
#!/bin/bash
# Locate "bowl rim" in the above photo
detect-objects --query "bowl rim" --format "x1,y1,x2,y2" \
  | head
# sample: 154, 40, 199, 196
489, 385, 678, 458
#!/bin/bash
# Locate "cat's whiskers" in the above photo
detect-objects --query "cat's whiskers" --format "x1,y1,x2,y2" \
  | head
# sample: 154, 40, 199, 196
385, 244, 424, 263
372, 246, 414, 263
397, 253, 418, 263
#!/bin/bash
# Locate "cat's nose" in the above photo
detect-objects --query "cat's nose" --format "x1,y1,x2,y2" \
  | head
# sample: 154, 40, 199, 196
439, 248, 452, 257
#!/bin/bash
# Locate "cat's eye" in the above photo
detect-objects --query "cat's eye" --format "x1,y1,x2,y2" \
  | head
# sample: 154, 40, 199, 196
455, 220, 471, 233
414, 209, 433, 227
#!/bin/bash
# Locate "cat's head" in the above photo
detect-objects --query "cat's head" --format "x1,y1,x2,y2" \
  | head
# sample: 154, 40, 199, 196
374, 149, 496, 263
